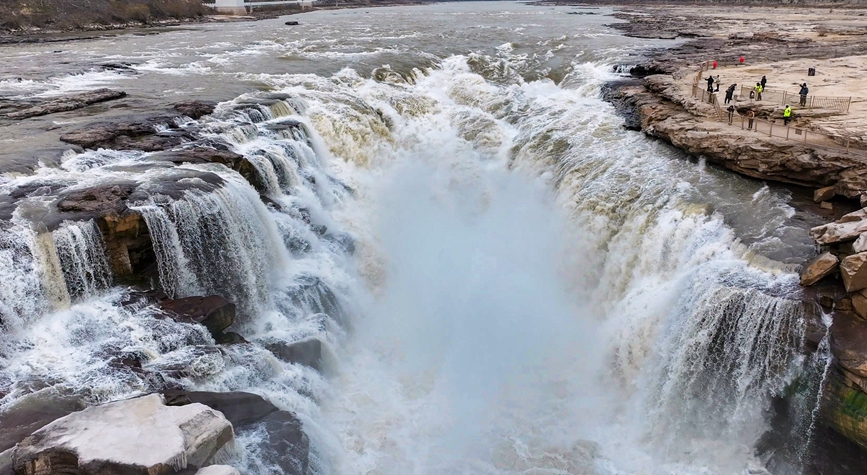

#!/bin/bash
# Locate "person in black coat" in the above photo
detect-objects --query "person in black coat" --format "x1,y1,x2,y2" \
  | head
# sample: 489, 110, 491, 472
724, 83, 737, 104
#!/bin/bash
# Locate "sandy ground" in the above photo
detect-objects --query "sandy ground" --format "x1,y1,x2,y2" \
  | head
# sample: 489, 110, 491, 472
629, 5, 867, 141
711, 56, 867, 139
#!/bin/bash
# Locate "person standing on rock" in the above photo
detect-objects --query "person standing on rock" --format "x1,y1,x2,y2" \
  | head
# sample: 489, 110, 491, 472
707, 75, 715, 93
754, 82, 763, 101
761, 75, 767, 91
747, 109, 755, 130
724, 83, 737, 104
727, 105, 736, 125
783, 104, 793, 126
799, 83, 809, 107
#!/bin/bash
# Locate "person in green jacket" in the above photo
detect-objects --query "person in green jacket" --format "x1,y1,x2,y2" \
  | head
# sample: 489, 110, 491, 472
783, 104, 792, 126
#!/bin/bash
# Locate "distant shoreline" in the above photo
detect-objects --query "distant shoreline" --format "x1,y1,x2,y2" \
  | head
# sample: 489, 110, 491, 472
0, 0, 429, 45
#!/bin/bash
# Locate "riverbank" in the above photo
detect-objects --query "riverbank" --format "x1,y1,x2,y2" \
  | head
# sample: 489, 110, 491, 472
0, 0, 430, 43
601, 1, 867, 457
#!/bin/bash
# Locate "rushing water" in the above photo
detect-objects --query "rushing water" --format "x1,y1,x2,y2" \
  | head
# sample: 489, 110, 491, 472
0, 2, 843, 475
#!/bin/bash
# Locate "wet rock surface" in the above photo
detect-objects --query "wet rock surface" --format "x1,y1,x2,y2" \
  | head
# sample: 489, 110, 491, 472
265, 338, 323, 371
5, 89, 127, 120
163, 390, 309, 475
173, 101, 216, 120
158, 296, 236, 339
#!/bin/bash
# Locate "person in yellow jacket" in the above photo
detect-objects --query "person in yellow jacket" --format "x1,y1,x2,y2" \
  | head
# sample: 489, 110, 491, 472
754, 82, 763, 101
783, 104, 792, 126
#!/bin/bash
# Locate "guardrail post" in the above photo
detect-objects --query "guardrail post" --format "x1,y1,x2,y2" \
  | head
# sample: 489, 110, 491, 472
848, 97, 852, 114
769, 122, 773, 137
787, 126, 790, 140
804, 130, 808, 143
810, 96, 814, 111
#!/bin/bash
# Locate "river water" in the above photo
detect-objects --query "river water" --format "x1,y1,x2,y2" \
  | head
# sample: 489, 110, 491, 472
0, 2, 842, 475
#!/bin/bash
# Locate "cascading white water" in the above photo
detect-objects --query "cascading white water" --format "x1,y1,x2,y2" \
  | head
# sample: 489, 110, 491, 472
53, 220, 112, 302
132, 171, 290, 317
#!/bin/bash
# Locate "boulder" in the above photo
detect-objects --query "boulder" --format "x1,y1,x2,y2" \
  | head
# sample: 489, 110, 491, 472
800, 252, 839, 286
265, 339, 322, 371
821, 201, 834, 210
6, 89, 126, 120
841, 253, 867, 292
815, 185, 836, 203
173, 101, 215, 120
855, 234, 867, 254
163, 391, 308, 475
810, 210, 867, 245
195, 466, 239, 475
162, 391, 278, 428
158, 296, 235, 338
12, 394, 234, 475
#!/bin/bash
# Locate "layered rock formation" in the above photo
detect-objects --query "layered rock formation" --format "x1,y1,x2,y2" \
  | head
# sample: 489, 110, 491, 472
606, 75, 867, 197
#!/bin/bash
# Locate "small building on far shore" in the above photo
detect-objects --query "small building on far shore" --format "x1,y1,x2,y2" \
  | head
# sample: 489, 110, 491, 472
213, 0, 313, 15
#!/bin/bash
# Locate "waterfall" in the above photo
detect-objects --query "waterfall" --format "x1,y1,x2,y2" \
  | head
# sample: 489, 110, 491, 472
53, 220, 112, 301
0, 18, 840, 474
132, 171, 289, 317
0, 227, 51, 329
644, 286, 806, 449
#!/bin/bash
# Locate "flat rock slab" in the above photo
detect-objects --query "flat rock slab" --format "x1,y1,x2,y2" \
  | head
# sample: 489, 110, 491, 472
13, 394, 234, 475
7, 89, 126, 120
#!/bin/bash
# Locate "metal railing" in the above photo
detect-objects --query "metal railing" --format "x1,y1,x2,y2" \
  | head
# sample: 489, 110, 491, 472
693, 60, 851, 114
738, 85, 851, 113
688, 84, 865, 155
